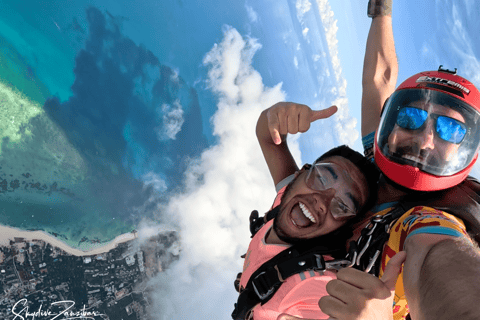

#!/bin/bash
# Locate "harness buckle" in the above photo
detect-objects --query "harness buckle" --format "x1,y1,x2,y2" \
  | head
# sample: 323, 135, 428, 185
251, 272, 276, 301
312, 254, 326, 272
325, 259, 354, 271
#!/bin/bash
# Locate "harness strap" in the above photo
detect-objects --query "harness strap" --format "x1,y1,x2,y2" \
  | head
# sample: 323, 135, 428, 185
249, 209, 277, 238
232, 248, 327, 319
232, 236, 345, 320
351, 203, 409, 275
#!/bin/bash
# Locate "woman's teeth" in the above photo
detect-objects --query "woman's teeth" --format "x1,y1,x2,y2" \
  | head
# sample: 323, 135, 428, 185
299, 202, 316, 223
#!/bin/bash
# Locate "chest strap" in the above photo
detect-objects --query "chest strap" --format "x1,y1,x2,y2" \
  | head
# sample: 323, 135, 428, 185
232, 252, 325, 320
232, 235, 347, 319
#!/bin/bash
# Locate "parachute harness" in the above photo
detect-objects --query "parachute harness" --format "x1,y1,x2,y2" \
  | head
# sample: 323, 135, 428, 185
347, 203, 408, 275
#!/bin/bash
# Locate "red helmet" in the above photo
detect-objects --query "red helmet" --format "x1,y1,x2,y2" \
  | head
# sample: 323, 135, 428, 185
374, 66, 480, 191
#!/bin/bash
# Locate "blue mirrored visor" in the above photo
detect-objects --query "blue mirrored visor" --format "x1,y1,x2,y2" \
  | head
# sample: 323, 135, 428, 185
396, 106, 467, 144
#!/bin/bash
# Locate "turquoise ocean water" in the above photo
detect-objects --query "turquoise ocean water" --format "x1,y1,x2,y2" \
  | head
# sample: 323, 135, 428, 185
0, 2, 177, 249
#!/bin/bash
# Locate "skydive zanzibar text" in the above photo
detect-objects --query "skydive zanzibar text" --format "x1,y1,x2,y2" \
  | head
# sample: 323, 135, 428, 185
11, 298, 103, 320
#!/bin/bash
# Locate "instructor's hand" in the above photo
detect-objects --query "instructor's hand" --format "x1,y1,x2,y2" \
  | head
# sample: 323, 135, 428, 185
266, 102, 337, 145
275, 253, 405, 320
319, 251, 407, 320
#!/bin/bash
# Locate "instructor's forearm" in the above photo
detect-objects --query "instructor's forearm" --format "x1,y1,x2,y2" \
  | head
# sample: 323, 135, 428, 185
405, 237, 480, 320
361, 15, 398, 136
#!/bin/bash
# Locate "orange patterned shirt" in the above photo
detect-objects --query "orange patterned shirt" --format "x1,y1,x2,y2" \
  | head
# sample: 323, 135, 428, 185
377, 205, 469, 320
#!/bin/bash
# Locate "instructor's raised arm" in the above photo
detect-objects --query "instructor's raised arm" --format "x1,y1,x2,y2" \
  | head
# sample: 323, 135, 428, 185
361, 0, 398, 136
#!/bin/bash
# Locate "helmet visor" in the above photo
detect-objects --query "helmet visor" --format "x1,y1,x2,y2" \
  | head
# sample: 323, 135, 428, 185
377, 89, 480, 176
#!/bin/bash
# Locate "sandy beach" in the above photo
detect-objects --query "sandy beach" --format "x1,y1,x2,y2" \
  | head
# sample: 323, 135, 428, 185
0, 225, 138, 257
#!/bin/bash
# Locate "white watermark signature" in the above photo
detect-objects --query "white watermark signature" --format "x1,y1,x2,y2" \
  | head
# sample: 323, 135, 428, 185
11, 298, 104, 320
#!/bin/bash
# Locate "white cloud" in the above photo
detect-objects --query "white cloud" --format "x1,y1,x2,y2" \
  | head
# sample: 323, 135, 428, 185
444, 2, 480, 87
142, 172, 167, 193
315, 0, 358, 146
147, 26, 296, 319
296, 0, 312, 21
316, 0, 340, 81
294, 56, 299, 69
296, 0, 312, 43
170, 67, 180, 82
245, 4, 258, 23
302, 27, 310, 38
325, 67, 330, 77
157, 99, 185, 140
437, 0, 480, 179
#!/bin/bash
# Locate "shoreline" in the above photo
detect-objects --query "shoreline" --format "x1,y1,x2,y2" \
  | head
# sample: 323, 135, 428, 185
0, 225, 138, 257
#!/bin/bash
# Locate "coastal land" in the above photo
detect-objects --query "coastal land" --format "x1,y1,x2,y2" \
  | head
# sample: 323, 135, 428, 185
0, 224, 179, 320
0, 225, 138, 256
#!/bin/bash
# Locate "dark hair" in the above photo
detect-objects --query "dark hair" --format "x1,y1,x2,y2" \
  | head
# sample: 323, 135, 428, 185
315, 145, 379, 223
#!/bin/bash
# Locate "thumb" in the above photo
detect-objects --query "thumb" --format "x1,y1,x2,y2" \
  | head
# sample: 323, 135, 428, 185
380, 251, 407, 291
310, 105, 338, 123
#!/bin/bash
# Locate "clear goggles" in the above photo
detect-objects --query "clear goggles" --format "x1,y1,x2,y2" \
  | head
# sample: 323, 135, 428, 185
304, 162, 358, 220
377, 89, 480, 176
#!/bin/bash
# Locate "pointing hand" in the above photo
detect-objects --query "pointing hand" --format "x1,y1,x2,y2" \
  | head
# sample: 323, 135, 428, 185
266, 102, 338, 145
